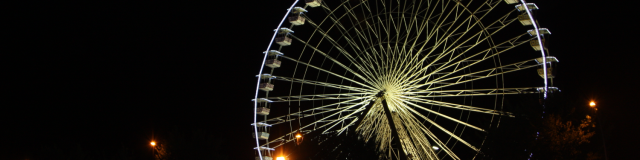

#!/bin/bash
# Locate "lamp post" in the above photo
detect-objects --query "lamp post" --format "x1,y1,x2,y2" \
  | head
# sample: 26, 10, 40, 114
589, 101, 608, 160
151, 141, 156, 159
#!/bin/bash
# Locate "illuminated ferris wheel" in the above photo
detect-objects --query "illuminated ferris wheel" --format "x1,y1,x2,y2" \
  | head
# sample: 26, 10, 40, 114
252, 0, 558, 159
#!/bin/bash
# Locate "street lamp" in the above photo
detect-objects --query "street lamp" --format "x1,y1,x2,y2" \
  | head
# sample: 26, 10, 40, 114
150, 141, 156, 146
588, 100, 608, 159
276, 157, 285, 160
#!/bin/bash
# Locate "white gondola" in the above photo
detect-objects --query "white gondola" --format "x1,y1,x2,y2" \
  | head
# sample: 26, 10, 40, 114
535, 56, 559, 64
255, 156, 273, 160
518, 14, 533, 26
292, 7, 308, 13
253, 132, 270, 140
275, 37, 292, 46
305, 0, 322, 7
251, 122, 272, 127
504, 0, 519, 4
265, 59, 281, 68
536, 87, 560, 93
537, 68, 554, 78
289, 15, 306, 26
256, 74, 276, 80
515, 3, 538, 12
530, 39, 546, 51
266, 50, 284, 56
259, 83, 274, 91
528, 28, 551, 36
256, 107, 270, 116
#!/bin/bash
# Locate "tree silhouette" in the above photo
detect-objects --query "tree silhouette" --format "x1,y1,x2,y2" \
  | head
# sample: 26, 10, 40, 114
536, 114, 596, 160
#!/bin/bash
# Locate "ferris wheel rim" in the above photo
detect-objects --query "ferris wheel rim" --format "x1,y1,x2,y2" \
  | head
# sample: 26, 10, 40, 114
253, 0, 555, 159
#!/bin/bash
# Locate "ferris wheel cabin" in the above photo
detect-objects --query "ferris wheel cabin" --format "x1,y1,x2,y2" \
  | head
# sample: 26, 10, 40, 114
265, 59, 281, 68
253, 132, 270, 140
535, 56, 559, 78
530, 39, 547, 51
275, 37, 292, 46
515, 3, 539, 12
528, 28, 551, 36
259, 83, 274, 92
255, 156, 273, 160
289, 15, 306, 26
518, 14, 533, 26
305, 0, 322, 7
503, 0, 519, 4
275, 28, 294, 46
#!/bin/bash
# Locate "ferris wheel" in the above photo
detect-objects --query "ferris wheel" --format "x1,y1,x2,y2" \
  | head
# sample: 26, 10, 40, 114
252, 0, 558, 159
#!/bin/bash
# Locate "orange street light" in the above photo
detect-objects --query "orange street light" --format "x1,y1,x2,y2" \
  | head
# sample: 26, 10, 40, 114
150, 141, 156, 146
295, 134, 302, 138
276, 157, 285, 160
589, 101, 596, 108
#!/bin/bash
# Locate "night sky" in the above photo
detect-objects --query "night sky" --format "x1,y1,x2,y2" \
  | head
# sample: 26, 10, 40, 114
5, 0, 639, 159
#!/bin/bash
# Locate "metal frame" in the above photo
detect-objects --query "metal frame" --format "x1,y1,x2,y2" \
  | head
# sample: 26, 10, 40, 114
253, 0, 555, 159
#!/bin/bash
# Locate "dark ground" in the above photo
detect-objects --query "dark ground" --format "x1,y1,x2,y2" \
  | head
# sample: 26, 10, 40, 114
4, 0, 639, 159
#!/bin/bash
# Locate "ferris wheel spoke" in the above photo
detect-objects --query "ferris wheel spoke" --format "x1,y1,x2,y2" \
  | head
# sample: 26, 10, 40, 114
261, 97, 371, 126
280, 55, 377, 90
405, 58, 538, 91
325, 1, 400, 85
392, 99, 456, 159
402, 33, 531, 89
293, 20, 384, 86
393, 98, 480, 152
401, 2, 508, 82
302, 11, 373, 62
333, 116, 359, 136
261, 98, 374, 148
295, 2, 386, 90
428, 0, 502, 45
389, 98, 458, 159
377, 1, 441, 86
289, 35, 379, 86
417, 122, 460, 159
420, 60, 539, 91
399, 98, 485, 132
404, 87, 546, 98
301, 15, 386, 89
385, 98, 440, 160
339, 1, 393, 79
427, 59, 537, 84
400, 95, 513, 117
263, 94, 368, 102
319, 106, 367, 134
273, 76, 373, 93
424, 14, 518, 71
402, 13, 519, 84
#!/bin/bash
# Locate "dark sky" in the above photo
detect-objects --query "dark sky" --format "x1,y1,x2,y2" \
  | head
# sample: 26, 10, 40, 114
5, 0, 639, 159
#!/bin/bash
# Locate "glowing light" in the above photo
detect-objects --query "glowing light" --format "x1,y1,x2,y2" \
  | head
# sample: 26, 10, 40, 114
276, 157, 285, 160
150, 141, 156, 146
590, 101, 596, 107
432, 146, 440, 150
296, 134, 302, 138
